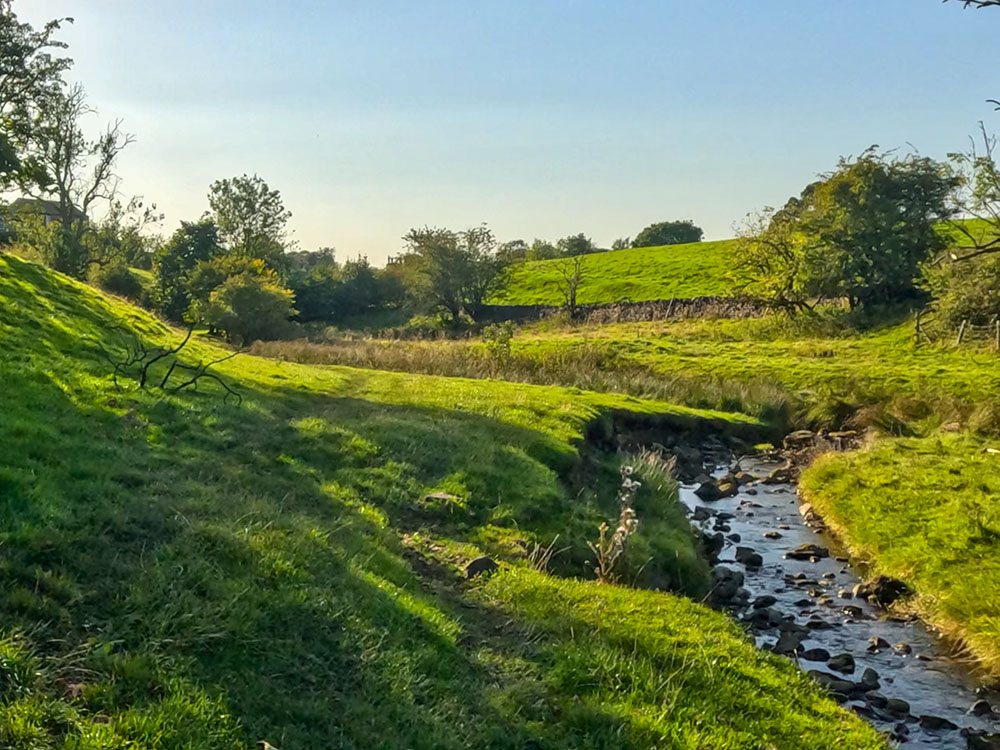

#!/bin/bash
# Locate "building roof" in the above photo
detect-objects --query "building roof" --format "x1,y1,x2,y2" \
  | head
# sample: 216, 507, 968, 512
9, 197, 88, 222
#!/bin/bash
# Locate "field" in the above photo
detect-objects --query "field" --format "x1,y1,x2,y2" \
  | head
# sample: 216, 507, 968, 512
488, 239, 735, 306
0, 253, 886, 749
800, 434, 1000, 674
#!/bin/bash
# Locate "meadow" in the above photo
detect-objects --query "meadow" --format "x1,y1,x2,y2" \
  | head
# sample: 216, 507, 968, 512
0, 253, 887, 749
488, 238, 736, 306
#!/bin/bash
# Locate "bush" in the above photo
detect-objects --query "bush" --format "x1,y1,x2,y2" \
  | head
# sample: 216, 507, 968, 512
91, 263, 144, 301
924, 253, 1000, 329
203, 273, 297, 345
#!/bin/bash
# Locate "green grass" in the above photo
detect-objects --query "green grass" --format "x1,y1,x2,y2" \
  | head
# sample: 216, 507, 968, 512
489, 239, 735, 306
800, 434, 1000, 676
0, 253, 883, 749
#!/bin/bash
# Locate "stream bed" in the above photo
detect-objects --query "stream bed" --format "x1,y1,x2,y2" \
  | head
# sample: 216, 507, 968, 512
680, 457, 1000, 748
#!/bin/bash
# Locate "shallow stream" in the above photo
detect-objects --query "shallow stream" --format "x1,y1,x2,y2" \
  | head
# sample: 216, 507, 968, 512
680, 457, 1000, 748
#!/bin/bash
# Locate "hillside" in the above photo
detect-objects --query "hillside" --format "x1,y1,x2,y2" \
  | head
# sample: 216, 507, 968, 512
0, 254, 884, 749
488, 239, 735, 306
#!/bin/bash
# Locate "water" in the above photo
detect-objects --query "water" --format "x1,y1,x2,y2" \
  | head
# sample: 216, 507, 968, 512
680, 457, 1000, 748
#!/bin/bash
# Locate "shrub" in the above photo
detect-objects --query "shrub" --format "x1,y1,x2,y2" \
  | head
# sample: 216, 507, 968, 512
203, 273, 297, 345
924, 253, 1000, 329
91, 263, 144, 301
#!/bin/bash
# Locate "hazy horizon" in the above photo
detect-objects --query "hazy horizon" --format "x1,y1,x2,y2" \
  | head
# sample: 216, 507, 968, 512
23, 0, 998, 264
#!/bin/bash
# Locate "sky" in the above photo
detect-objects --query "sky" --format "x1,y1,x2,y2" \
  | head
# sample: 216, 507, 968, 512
21, 1, 1000, 265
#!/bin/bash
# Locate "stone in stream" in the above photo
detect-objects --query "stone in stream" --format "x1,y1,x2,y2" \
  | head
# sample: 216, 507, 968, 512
967, 733, 1000, 750
691, 506, 712, 522
970, 699, 996, 717
752, 595, 778, 609
854, 575, 912, 607
763, 530, 783, 539
734, 546, 763, 568
793, 598, 813, 607
859, 668, 880, 690
727, 533, 741, 543
716, 511, 735, 521
866, 636, 891, 653
884, 697, 910, 717
799, 648, 830, 662
893, 642, 912, 655
837, 588, 853, 599
701, 532, 725, 561
919, 714, 959, 731
710, 566, 744, 601
745, 488, 758, 496
822, 572, 836, 580
842, 605, 864, 619
771, 630, 805, 655
778, 524, 790, 530
807, 670, 854, 702
806, 617, 833, 630
865, 690, 888, 708
827, 653, 856, 674
785, 543, 830, 561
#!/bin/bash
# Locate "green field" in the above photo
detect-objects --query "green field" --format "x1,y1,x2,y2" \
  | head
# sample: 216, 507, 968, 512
800, 435, 1000, 674
0, 253, 885, 749
489, 239, 735, 306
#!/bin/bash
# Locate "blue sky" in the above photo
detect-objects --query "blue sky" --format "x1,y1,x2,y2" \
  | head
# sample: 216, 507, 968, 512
23, 1, 999, 264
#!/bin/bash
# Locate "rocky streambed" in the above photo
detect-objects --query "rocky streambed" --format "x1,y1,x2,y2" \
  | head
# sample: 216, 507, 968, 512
684, 455, 1000, 749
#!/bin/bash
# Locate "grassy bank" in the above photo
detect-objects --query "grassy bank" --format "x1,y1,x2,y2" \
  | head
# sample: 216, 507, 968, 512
255, 311, 1000, 435
489, 239, 735, 306
800, 434, 1000, 676
0, 254, 883, 749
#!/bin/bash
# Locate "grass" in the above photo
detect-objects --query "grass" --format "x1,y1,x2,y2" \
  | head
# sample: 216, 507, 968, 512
800, 434, 1000, 676
0, 253, 883, 749
489, 239, 736, 306
257, 310, 1000, 436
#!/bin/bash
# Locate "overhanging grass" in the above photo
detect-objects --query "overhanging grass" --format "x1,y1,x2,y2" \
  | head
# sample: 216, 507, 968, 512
0, 254, 882, 749
489, 239, 735, 306
800, 434, 1000, 677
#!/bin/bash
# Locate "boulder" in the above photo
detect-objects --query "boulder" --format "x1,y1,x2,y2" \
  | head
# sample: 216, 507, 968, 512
885, 697, 910, 716
807, 670, 854, 701
710, 566, 744, 601
865, 690, 888, 708
842, 605, 864, 619
919, 715, 958, 731
893, 642, 912, 655
783, 429, 816, 449
772, 630, 805, 655
866, 636, 891, 653
702, 531, 725, 560
764, 465, 796, 485
734, 546, 763, 568
799, 648, 830, 662
855, 575, 912, 607
859, 668, 880, 690
691, 506, 712, 522
785, 543, 829, 561
465, 556, 499, 579
827, 653, 855, 674
726, 533, 742, 543
970, 699, 995, 717
967, 733, 1000, 750
752, 595, 778, 609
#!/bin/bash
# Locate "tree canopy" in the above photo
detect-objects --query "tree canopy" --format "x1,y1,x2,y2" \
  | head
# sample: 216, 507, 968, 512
632, 221, 703, 248
207, 174, 292, 267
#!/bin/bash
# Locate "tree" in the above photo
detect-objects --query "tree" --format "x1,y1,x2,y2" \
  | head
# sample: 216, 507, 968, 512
554, 256, 586, 315
525, 239, 559, 261
203, 273, 296, 346
632, 220, 703, 248
733, 150, 958, 312
497, 239, 528, 264
152, 220, 224, 321
16, 83, 134, 277
611, 237, 630, 251
0, 2, 72, 185
207, 174, 292, 267
945, 124, 1000, 261
798, 149, 958, 308
403, 224, 507, 325
85, 196, 162, 270
556, 233, 596, 257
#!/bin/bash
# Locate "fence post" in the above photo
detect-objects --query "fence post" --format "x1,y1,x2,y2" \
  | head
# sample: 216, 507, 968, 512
957, 319, 968, 346
995, 318, 999, 352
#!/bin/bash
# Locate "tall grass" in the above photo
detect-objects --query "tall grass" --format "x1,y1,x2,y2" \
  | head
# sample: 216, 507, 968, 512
250, 337, 792, 425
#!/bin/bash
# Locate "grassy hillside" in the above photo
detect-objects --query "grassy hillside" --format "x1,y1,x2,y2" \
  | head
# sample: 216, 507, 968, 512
0, 254, 883, 749
489, 239, 735, 306
800, 434, 1000, 675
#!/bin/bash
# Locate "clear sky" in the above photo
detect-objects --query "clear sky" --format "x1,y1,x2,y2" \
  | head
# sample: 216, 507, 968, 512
21, 1, 1000, 264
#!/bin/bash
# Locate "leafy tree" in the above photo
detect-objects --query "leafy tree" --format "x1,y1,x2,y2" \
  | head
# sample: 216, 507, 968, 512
556, 233, 596, 257
525, 239, 559, 261
611, 237, 631, 251
16, 83, 134, 277
285, 247, 336, 273
203, 272, 296, 346
632, 220, 703, 248
207, 174, 292, 267
152, 220, 223, 321
85, 196, 162, 270
946, 124, 1000, 260
798, 150, 958, 308
733, 150, 958, 311
0, 2, 72, 185
497, 239, 528, 264
403, 225, 507, 325
554, 256, 586, 315
91, 262, 144, 302
924, 252, 1000, 329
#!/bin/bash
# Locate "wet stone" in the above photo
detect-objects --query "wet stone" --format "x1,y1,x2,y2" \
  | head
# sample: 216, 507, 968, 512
827, 653, 855, 674
799, 648, 830, 662
859, 668, 880, 691
885, 697, 910, 716
726, 533, 741, 543
763, 530, 782, 539
971, 699, 995, 717
752, 595, 777, 609
919, 714, 959, 731
865, 690, 887, 708
734, 546, 763, 568
893, 642, 912, 656
867, 636, 890, 653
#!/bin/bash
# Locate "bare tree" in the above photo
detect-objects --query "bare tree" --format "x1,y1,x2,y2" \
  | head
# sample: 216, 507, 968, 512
554, 256, 585, 316
18, 83, 135, 275
945, 0, 1000, 7
945, 123, 1000, 262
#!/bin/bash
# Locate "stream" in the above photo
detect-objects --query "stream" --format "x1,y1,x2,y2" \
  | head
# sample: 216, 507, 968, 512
680, 456, 1000, 748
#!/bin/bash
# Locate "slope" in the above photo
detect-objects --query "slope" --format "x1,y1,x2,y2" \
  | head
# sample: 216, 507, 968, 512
0, 254, 882, 749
